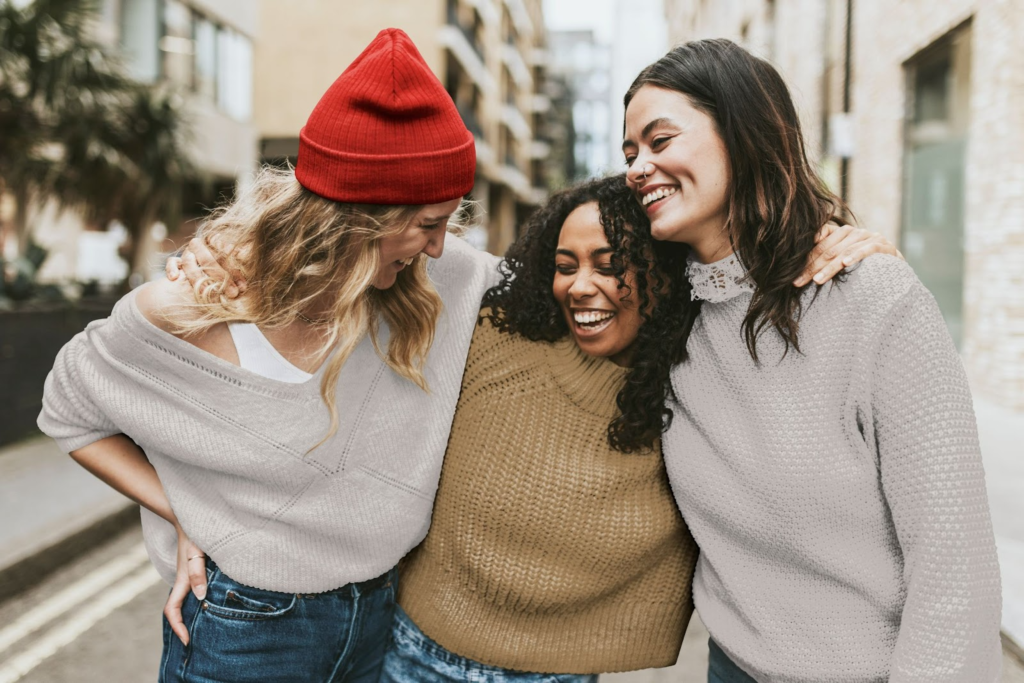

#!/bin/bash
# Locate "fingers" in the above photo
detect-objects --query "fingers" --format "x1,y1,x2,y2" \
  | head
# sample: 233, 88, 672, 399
187, 237, 246, 299
164, 574, 192, 646
186, 548, 208, 601
796, 223, 854, 286
165, 257, 183, 281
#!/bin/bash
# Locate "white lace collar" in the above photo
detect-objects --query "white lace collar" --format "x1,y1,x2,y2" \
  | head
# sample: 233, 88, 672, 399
685, 252, 755, 303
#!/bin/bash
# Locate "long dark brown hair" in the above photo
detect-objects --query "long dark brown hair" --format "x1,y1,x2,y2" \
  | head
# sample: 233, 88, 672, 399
613, 39, 848, 450
626, 38, 846, 361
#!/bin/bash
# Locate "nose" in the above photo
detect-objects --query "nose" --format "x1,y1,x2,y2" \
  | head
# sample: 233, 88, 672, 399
626, 158, 651, 187
568, 270, 599, 300
422, 230, 445, 259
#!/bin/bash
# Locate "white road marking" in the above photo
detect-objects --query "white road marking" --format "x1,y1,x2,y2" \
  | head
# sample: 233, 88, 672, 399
0, 543, 150, 656
0, 563, 162, 683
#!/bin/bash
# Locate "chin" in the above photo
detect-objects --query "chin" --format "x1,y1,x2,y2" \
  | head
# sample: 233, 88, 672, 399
371, 275, 397, 290
650, 214, 693, 244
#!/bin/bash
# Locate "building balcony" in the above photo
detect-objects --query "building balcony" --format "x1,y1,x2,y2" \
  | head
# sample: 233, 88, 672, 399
503, 0, 534, 39
500, 104, 531, 142
499, 43, 532, 90
437, 25, 496, 95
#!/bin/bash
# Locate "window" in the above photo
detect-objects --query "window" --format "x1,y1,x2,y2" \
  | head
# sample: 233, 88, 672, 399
217, 27, 252, 121
160, 0, 193, 87
193, 14, 217, 101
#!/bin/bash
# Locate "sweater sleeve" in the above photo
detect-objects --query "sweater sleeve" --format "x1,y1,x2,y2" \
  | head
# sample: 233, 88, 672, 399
869, 283, 1002, 682
37, 328, 122, 453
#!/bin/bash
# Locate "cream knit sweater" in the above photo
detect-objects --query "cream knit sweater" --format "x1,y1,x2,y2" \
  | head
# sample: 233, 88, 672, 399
398, 315, 699, 674
38, 234, 499, 592
664, 253, 1002, 682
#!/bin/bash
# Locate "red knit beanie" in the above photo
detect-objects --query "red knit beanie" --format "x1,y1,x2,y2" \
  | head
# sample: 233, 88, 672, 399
296, 28, 476, 205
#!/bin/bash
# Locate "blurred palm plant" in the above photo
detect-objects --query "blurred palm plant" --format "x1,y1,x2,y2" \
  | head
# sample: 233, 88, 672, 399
0, 0, 192, 289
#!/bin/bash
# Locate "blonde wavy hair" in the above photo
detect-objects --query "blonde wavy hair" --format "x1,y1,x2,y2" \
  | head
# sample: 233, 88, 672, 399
163, 166, 469, 447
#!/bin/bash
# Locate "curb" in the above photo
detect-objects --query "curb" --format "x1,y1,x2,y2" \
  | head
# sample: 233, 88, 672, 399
1006, 631, 1024, 667
0, 503, 140, 604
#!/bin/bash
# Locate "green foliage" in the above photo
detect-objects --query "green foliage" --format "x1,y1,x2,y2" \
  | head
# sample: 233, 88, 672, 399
0, 0, 193, 274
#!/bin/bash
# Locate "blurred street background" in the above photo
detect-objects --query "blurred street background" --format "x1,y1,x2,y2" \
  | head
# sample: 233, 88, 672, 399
1, 0, 1023, 680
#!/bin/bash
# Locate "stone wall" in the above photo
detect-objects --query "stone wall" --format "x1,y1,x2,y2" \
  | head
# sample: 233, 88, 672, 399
664, 0, 1024, 408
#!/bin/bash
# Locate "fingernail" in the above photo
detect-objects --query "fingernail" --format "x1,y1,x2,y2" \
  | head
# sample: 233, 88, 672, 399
226, 286, 238, 298
842, 256, 853, 266
180, 636, 189, 646
813, 272, 825, 284
195, 585, 207, 600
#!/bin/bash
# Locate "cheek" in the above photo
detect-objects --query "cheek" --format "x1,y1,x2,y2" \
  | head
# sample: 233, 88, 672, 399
551, 275, 570, 305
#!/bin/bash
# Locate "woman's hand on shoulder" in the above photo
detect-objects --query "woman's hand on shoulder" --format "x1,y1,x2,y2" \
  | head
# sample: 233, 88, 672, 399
795, 223, 905, 287
165, 236, 247, 300
134, 278, 195, 334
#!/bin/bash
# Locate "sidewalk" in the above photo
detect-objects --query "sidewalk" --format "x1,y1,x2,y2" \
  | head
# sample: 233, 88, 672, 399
0, 436, 135, 601
975, 394, 1024, 650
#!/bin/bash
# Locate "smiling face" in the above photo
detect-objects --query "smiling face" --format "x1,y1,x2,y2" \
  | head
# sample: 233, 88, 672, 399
373, 198, 462, 289
552, 202, 643, 367
622, 85, 732, 260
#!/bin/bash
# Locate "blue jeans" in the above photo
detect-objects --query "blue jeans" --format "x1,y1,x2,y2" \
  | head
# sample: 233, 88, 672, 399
708, 638, 759, 683
381, 604, 598, 682
159, 560, 397, 682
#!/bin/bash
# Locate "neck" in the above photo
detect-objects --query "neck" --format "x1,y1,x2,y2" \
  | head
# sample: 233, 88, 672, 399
689, 234, 733, 264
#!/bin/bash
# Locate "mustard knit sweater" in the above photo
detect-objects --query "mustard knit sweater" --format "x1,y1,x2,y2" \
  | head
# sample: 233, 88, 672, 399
397, 314, 699, 674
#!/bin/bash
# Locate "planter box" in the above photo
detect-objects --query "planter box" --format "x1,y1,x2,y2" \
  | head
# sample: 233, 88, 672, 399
0, 300, 117, 448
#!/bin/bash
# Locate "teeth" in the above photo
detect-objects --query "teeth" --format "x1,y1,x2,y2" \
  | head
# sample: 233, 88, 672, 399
399, 256, 415, 266
642, 186, 678, 206
573, 310, 614, 324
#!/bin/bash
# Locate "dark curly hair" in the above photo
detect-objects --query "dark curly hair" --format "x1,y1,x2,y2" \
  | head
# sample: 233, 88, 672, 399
481, 174, 691, 453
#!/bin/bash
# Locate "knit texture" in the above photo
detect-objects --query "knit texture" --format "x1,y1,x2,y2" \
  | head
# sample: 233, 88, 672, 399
38, 234, 500, 592
665, 254, 1002, 682
296, 28, 475, 204
398, 315, 699, 675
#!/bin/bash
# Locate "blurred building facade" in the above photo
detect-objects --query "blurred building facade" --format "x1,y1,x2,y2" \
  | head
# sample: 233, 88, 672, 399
254, 0, 550, 255
663, 0, 1024, 410
545, 30, 612, 182
30, 0, 259, 284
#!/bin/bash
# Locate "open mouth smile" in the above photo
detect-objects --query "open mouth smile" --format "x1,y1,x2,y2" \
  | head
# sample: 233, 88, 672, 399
641, 186, 678, 213
571, 309, 616, 336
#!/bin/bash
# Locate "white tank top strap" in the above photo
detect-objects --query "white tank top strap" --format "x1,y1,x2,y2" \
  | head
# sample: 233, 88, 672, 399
227, 322, 313, 384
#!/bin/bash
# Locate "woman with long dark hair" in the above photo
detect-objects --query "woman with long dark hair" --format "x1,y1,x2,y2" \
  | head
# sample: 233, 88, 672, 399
620, 39, 1002, 682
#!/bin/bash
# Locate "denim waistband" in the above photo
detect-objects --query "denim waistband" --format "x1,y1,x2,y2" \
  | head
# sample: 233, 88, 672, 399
205, 557, 395, 597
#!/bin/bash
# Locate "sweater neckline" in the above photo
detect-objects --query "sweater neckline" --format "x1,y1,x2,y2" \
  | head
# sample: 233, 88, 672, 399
121, 288, 330, 400
543, 335, 627, 419
685, 252, 755, 303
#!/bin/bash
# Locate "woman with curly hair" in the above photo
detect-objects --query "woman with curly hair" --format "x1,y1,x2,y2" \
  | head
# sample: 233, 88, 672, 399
379, 173, 901, 682
620, 39, 1001, 682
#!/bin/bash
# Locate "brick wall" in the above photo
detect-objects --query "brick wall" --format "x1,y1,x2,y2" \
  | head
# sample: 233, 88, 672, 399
664, 0, 1024, 409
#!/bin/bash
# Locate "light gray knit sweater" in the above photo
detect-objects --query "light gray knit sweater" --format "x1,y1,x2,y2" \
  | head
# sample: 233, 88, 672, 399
664, 253, 1002, 683
38, 234, 499, 592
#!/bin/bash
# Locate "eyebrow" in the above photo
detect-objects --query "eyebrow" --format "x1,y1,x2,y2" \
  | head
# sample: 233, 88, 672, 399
420, 213, 452, 223
555, 247, 615, 258
622, 117, 677, 151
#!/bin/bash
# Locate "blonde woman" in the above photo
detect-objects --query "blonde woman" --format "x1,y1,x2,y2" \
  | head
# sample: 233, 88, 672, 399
37, 29, 497, 682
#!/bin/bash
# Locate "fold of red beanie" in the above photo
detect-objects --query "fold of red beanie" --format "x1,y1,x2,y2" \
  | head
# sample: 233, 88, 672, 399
296, 28, 476, 205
